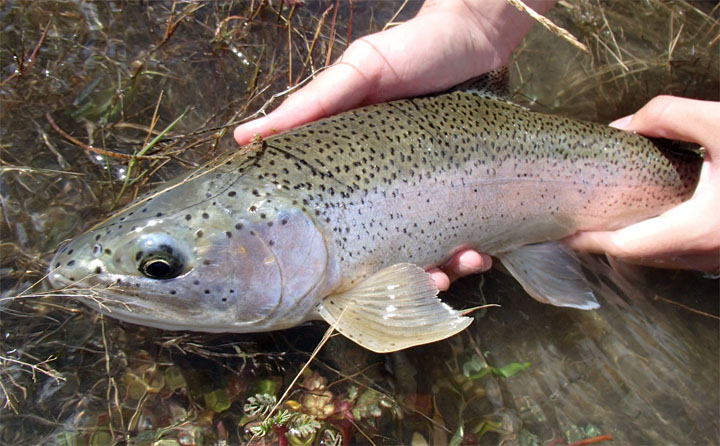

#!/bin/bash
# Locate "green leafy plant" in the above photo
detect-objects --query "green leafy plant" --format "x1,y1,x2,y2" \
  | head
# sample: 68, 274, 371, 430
244, 393, 277, 418
288, 413, 321, 438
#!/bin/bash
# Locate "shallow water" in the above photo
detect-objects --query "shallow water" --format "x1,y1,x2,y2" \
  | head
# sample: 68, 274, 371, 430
1, 1, 718, 445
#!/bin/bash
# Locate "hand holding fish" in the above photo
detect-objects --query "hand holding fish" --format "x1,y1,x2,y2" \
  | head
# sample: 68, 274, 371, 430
439, 97, 720, 284
565, 96, 720, 273
234, 0, 552, 145
234, 0, 554, 289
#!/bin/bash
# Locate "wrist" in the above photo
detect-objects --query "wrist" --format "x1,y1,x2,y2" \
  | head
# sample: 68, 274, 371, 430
419, 0, 556, 67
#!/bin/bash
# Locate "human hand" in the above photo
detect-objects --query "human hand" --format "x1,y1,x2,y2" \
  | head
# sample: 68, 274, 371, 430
234, 0, 554, 290
564, 95, 720, 273
233, 0, 553, 145
436, 97, 720, 289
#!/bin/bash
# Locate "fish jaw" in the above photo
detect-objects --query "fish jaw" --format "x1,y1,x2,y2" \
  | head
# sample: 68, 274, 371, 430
47, 173, 332, 333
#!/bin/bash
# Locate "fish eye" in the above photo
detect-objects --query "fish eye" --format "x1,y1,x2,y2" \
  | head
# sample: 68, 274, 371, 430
139, 253, 183, 280
134, 234, 187, 280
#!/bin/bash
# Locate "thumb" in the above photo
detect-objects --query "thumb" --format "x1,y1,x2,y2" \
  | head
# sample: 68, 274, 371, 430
565, 193, 719, 271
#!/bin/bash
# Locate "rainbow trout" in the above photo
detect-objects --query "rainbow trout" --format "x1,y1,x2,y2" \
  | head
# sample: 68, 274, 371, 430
48, 75, 700, 352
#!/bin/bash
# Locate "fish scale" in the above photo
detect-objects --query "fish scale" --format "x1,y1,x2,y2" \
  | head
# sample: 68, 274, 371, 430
48, 80, 701, 352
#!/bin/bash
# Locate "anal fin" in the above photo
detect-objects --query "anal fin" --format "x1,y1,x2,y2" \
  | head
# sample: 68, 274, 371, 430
314, 263, 472, 353
498, 242, 599, 310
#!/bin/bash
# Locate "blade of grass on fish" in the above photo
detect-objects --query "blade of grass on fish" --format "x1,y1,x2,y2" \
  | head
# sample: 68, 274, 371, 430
113, 107, 190, 207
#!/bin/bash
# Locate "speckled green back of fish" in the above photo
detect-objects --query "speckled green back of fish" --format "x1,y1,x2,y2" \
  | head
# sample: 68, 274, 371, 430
49, 77, 701, 352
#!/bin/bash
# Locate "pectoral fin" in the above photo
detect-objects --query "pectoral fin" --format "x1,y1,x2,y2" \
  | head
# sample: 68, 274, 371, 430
314, 263, 472, 353
498, 242, 599, 310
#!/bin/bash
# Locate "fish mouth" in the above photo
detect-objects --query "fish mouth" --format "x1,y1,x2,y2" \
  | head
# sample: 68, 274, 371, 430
46, 274, 280, 333
46, 273, 215, 331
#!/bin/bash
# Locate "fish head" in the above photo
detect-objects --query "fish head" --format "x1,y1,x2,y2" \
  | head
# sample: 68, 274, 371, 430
47, 171, 329, 332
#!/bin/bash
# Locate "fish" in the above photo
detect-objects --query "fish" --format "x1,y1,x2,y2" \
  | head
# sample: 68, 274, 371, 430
47, 73, 701, 353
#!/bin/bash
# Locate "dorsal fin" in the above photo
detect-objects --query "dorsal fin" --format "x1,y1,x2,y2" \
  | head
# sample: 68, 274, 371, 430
451, 67, 509, 98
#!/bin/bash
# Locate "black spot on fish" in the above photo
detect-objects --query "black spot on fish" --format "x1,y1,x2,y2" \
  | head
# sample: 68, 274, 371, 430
185, 214, 192, 220
202, 212, 209, 219
67, 260, 75, 266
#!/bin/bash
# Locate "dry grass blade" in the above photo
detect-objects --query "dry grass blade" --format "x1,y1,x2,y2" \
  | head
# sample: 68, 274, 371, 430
325, 0, 341, 67
1, 17, 52, 85
252, 324, 337, 443
382, 0, 410, 31
155, 1, 205, 50
654, 294, 720, 320
0, 355, 65, 383
295, 4, 333, 84
507, 0, 589, 53
214, 15, 250, 41
45, 113, 164, 161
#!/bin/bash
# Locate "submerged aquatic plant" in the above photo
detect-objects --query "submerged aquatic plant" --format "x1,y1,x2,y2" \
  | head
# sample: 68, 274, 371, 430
244, 393, 278, 419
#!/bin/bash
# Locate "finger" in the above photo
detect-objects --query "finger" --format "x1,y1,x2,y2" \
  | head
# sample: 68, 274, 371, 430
428, 251, 492, 291
565, 193, 719, 270
442, 250, 493, 283
428, 269, 451, 292
611, 96, 720, 154
233, 62, 372, 145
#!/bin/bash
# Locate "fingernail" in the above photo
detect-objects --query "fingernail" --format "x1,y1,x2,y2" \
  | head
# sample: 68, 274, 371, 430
609, 114, 633, 129
428, 269, 450, 291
